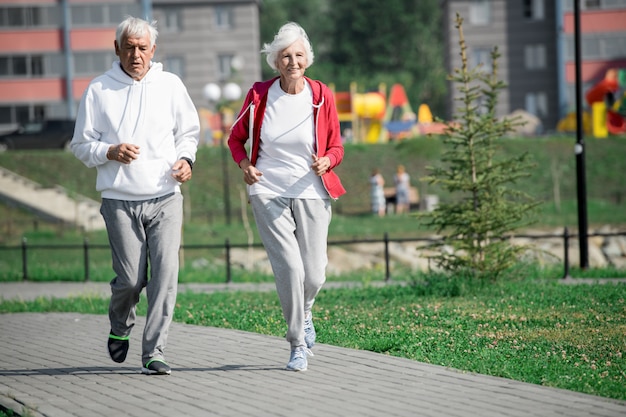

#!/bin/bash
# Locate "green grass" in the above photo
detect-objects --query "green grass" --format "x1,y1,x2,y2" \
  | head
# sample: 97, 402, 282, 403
1, 271, 624, 401
1, 136, 625, 281
1, 135, 626, 245
2, 136, 625, 410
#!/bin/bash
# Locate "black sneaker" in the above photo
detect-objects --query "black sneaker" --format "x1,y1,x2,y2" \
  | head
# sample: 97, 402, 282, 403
141, 359, 171, 375
107, 331, 130, 363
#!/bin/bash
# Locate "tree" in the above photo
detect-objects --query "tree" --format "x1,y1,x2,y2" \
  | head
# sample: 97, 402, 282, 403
418, 14, 539, 279
259, 0, 333, 80
259, 0, 447, 117
320, 0, 447, 116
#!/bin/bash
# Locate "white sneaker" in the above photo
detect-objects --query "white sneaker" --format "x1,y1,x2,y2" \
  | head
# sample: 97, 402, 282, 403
286, 347, 313, 371
304, 316, 316, 349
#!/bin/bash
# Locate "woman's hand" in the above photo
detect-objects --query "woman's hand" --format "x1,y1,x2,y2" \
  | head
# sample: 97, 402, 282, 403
311, 154, 330, 176
239, 158, 263, 185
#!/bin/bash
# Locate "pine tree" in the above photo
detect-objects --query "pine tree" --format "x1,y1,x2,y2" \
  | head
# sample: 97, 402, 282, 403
418, 14, 540, 279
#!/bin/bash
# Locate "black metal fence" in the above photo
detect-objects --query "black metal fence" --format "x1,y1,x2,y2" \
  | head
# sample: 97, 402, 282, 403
1, 227, 624, 282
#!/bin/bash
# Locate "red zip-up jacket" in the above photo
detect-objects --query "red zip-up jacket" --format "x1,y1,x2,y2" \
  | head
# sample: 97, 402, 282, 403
227, 76, 346, 199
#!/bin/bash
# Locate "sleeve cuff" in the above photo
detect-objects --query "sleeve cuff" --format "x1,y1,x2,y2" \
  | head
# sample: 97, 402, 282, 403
181, 157, 194, 171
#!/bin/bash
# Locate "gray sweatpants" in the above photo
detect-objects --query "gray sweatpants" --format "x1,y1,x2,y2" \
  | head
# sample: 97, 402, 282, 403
250, 195, 331, 349
100, 192, 183, 365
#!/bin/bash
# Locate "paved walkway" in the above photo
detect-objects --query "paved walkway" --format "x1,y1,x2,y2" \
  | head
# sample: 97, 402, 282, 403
1, 283, 626, 417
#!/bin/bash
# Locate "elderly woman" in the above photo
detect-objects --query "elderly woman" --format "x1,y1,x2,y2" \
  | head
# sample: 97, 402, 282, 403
228, 22, 345, 371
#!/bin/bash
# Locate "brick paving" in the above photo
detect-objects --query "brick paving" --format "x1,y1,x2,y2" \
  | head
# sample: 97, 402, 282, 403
1, 283, 625, 417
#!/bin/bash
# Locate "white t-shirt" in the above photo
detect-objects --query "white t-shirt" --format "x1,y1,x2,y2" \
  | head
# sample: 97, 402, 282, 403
249, 79, 327, 199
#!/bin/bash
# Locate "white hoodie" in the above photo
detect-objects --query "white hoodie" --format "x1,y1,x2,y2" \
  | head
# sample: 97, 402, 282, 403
71, 61, 199, 201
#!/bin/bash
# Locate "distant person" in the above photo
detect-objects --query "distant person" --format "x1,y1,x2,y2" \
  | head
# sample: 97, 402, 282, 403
228, 22, 346, 371
70, 16, 200, 375
370, 168, 386, 217
394, 164, 411, 214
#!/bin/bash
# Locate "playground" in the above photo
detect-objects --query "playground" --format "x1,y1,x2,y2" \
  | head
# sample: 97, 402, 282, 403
333, 82, 448, 144
334, 68, 626, 143
558, 68, 626, 138
198, 70, 626, 146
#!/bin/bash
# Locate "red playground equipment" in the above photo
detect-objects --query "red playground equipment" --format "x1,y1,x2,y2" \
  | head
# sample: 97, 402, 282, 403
585, 68, 626, 137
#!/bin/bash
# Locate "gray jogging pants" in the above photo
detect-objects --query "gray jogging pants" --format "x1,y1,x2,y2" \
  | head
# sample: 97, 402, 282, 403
100, 192, 183, 365
250, 194, 331, 349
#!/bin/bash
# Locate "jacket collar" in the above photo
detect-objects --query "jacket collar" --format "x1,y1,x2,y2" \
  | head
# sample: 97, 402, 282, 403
254, 76, 323, 104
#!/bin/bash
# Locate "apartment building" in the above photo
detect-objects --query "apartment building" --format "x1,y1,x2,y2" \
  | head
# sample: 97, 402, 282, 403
443, 0, 626, 131
0, 0, 261, 132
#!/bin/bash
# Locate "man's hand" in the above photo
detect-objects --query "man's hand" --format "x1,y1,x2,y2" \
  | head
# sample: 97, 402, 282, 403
107, 144, 140, 164
171, 159, 193, 183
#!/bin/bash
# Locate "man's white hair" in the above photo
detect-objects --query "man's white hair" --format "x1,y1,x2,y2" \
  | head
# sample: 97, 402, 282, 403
116, 16, 158, 48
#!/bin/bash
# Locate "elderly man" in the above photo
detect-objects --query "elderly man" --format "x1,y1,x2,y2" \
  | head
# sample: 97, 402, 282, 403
70, 16, 199, 375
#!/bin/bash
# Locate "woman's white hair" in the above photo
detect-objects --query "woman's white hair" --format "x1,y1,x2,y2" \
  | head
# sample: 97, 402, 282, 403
261, 22, 314, 71
116, 16, 158, 48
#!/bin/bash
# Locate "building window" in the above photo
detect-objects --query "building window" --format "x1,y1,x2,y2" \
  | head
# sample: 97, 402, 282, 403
470, 47, 493, 73
0, 54, 65, 78
525, 92, 548, 118
164, 57, 185, 79
0, 107, 11, 125
562, 0, 626, 12
218, 54, 236, 81
215, 6, 233, 29
0, 57, 9, 76
0, 56, 28, 76
47, 54, 65, 76
524, 44, 546, 70
566, 34, 626, 61
469, 0, 490, 26
31, 56, 44, 77
109, 4, 141, 24
45, 102, 69, 119
15, 106, 32, 124
92, 53, 112, 74
74, 52, 116, 76
72, 4, 140, 27
603, 35, 626, 59
160, 8, 182, 33
11, 56, 28, 76
523, 0, 545, 20
0, 6, 58, 27
71, 5, 106, 25
582, 37, 602, 59
28, 7, 43, 25
0, 104, 49, 126
7, 7, 25, 26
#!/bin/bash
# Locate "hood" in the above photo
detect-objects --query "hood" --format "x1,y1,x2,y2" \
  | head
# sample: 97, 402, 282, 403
103, 61, 163, 139
106, 61, 163, 84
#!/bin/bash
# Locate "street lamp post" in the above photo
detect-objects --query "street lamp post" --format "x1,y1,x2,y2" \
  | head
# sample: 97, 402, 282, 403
203, 82, 242, 225
573, 1, 589, 269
